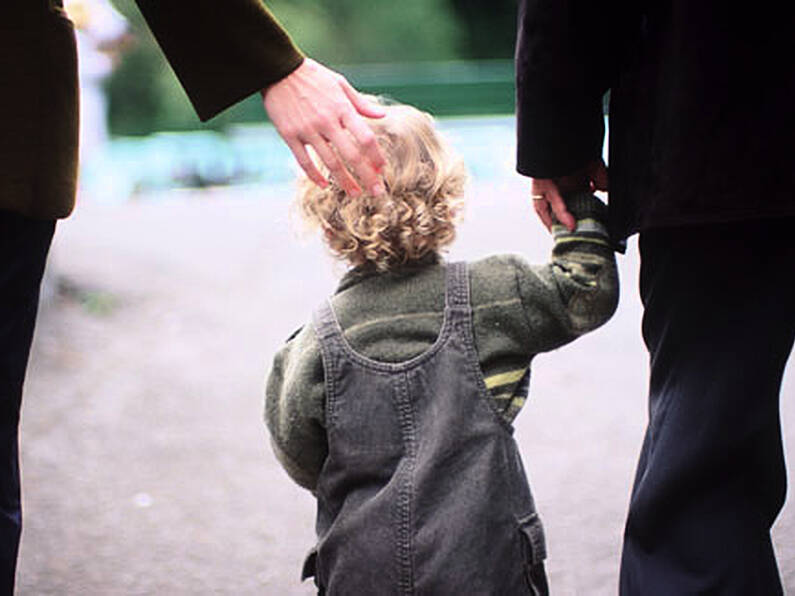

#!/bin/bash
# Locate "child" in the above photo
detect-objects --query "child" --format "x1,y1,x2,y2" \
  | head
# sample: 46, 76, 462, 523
265, 100, 618, 595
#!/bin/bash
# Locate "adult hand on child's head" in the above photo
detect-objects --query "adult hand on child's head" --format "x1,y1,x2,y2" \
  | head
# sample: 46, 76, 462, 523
530, 158, 608, 231
263, 58, 387, 197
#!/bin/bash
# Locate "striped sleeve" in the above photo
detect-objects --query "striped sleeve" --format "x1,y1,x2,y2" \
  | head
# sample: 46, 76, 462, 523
546, 191, 618, 334
484, 368, 531, 424
511, 192, 618, 354
551, 192, 612, 258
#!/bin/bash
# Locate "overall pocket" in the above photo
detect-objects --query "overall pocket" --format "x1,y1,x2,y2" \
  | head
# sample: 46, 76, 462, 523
518, 513, 549, 596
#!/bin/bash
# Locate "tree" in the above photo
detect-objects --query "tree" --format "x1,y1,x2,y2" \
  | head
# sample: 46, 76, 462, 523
449, 0, 518, 59
268, 0, 461, 64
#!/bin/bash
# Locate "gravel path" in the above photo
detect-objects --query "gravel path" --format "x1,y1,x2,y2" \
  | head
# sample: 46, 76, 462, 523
16, 182, 795, 595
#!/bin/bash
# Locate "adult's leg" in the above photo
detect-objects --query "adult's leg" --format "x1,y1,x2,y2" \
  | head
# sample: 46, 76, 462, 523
620, 217, 795, 595
0, 210, 56, 594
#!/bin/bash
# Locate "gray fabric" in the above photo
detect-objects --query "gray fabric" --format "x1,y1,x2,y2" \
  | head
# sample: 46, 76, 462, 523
306, 262, 548, 595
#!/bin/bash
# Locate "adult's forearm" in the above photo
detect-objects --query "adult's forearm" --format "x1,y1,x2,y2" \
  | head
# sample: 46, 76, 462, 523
515, 0, 614, 177
134, 0, 303, 121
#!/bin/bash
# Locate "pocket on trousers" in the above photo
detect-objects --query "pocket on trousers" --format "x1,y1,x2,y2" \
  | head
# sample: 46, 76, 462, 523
518, 513, 549, 596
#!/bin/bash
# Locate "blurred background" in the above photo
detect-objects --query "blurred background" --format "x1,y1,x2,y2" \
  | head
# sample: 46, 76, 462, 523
80, 0, 518, 200
16, 1, 795, 594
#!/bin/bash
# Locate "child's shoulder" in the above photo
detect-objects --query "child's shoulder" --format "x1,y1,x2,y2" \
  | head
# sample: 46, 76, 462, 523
468, 253, 530, 282
467, 254, 531, 304
273, 322, 321, 368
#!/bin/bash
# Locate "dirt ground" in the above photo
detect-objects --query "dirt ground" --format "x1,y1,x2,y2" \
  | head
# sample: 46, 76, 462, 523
15, 182, 795, 595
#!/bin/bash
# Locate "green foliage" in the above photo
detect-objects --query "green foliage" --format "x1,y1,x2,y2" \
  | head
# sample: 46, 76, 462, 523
105, 0, 214, 135
104, 38, 181, 136
268, 0, 461, 63
449, 0, 518, 59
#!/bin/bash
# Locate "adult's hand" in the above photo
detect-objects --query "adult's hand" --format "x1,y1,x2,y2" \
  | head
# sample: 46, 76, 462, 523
530, 159, 609, 231
263, 58, 386, 197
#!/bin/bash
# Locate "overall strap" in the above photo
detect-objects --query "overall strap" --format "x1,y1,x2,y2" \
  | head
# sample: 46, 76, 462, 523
445, 261, 470, 310
312, 299, 341, 345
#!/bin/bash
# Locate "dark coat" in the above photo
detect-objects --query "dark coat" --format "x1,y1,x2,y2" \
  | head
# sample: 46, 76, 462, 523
2, 0, 303, 220
515, 0, 795, 241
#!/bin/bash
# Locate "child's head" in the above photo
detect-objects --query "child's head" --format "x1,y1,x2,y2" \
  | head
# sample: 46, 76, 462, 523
297, 99, 467, 272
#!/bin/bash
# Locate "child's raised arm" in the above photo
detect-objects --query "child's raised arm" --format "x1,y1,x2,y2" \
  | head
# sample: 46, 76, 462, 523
473, 192, 619, 359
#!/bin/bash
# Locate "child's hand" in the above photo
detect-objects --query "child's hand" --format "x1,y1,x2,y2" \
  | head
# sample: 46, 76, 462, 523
530, 159, 608, 231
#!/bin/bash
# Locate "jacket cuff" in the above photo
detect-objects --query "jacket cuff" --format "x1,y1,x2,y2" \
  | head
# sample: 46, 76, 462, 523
562, 191, 607, 223
134, 0, 305, 122
551, 192, 612, 256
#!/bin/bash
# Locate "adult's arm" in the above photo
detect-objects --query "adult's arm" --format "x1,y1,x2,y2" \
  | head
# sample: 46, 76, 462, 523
133, 0, 385, 195
134, 0, 302, 121
515, 0, 618, 226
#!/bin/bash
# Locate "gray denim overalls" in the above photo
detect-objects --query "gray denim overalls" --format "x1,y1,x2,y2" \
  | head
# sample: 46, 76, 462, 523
305, 262, 549, 595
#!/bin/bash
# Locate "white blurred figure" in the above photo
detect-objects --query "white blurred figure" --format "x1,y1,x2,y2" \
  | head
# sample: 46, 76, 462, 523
65, 0, 130, 197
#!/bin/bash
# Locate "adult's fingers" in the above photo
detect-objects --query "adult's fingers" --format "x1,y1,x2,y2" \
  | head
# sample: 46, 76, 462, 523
323, 124, 365, 182
341, 109, 384, 171
532, 195, 554, 230
339, 112, 385, 195
306, 134, 361, 196
339, 77, 386, 119
530, 179, 553, 229
338, 78, 387, 194
285, 137, 327, 188
546, 187, 576, 231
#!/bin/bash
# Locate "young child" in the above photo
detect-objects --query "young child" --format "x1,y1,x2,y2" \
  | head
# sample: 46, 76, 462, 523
265, 100, 618, 595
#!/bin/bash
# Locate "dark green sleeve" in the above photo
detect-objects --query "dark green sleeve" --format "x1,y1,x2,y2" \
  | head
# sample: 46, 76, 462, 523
512, 192, 619, 351
133, 0, 304, 121
265, 325, 327, 492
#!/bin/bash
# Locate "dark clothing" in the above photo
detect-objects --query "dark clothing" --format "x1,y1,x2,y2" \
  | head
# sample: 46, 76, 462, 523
622, 218, 795, 594
0, 211, 55, 595
4, 1, 80, 220
1, 0, 302, 589
133, 0, 303, 122
3, 0, 303, 220
515, 1, 795, 241
515, 1, 795, 591
306, 262, 548, 595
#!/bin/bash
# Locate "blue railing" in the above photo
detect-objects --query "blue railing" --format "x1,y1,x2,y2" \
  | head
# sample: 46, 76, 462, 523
81, 115, 519, 201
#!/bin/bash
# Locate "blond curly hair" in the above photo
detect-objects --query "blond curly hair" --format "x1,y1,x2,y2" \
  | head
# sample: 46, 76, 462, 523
297, 100, 467, 272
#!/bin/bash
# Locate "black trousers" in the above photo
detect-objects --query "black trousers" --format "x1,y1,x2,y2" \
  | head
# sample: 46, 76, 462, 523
0, 210, 55, 595
620, 218, 795, 594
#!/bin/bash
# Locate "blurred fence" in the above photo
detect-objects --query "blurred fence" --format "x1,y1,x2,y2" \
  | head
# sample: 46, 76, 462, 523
84, 60, 518, 201
81, 116, 519, 201
345, 60, 516, 116
201, 59, 516, 125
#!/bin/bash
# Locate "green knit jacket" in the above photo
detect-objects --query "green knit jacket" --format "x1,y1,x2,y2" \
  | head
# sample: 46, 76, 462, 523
265, 193, 619, 491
